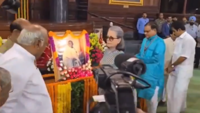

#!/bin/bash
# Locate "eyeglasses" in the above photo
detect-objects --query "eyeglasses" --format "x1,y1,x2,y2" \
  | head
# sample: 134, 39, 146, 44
144, 30, 152, 33
107, 36, 119, 41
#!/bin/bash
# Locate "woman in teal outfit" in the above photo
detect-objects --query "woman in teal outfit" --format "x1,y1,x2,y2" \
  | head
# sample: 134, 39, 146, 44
136, 22, 166, 113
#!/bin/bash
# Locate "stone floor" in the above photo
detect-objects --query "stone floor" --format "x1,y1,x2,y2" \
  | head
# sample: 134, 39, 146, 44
157, 69, 200, 113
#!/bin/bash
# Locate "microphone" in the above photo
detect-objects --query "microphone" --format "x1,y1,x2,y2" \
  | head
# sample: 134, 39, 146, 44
114, 54, 146, 75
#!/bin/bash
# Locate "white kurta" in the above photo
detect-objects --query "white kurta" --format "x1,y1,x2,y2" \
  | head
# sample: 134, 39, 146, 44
185, 24, 198, 38
162, 37, 175, 102
0, 44, 53, 113
167, 32, 196, 113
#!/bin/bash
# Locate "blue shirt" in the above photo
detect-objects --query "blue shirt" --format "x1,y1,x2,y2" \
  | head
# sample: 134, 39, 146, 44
136, 35, 165, 100
137, 18, 149, 34
161, 22, 170, 38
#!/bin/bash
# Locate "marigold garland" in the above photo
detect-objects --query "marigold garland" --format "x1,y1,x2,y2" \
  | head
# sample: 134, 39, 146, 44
46, 76, 98, 113
56, 83, 71, 113
0, 37, 2, 47
49, 30, 92, 81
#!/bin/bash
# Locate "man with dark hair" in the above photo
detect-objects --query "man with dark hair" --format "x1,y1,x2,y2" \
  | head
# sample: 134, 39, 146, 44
0, 18, 31, 54
161, 16, 172, 39
172, 16, 178, 22
155, 13, 165, 38
0, 67, 11, 107
136, 22, 165, 113
166, 21, 196, 113
137, 12, 149, 40
182, 17, 188, 25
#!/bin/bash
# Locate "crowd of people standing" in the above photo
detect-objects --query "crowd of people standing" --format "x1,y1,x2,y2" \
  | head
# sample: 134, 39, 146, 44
136, 13, 198, 113
0, 13, 199, 113
137, 12, 200, 69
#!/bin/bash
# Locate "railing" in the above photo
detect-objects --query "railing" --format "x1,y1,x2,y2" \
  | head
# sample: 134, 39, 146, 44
76, 7, 134, 30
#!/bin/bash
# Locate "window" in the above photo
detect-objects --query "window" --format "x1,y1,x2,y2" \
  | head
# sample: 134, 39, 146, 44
160, 0, 184, 13
186, 0, 200, 14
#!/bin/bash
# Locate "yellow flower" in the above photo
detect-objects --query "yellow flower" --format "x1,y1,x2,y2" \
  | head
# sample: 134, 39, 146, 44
0, 37, 2, 47
89, 33, 104, 52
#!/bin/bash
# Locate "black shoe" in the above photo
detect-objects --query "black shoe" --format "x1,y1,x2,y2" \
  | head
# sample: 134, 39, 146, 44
158, 101, 166, 106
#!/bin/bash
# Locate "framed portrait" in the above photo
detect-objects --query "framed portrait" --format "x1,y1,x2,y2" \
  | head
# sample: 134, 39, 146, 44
49, 30, 92, 81
109, 0, 143, 6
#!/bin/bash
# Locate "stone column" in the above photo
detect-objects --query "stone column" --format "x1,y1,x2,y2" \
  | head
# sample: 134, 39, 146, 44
50, 0, 68, 23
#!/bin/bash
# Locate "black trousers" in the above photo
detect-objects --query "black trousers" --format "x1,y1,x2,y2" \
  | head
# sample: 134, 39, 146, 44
195, 47, 200, 67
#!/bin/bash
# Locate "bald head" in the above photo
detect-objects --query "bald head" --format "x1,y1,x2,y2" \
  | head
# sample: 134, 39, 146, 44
0, 67, 11, 107
10, 18, 31, 33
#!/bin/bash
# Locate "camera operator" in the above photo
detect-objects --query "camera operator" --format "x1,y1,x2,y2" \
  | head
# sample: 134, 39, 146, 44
135, 22, 165, 113
0, 18, 31, 54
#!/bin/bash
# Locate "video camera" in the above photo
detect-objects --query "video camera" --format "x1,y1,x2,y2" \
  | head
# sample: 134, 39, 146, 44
0, 0, 20, 14
88, 54, 151, 113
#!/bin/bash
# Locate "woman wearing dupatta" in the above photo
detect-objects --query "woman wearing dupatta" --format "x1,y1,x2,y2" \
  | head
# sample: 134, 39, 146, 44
136, 22, 166, 113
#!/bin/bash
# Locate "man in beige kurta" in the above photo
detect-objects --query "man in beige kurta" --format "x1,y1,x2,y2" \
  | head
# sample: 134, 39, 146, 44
161, 32, 175, 103
0, 18, 30, 54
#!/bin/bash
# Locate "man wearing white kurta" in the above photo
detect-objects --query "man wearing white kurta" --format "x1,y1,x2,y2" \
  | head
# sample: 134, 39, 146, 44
166, 21, 196, 113
0, 25, 53, 113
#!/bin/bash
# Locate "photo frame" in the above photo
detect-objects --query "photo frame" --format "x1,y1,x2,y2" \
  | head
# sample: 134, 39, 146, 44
49, 30, 92, 81
109, 0, 143, 6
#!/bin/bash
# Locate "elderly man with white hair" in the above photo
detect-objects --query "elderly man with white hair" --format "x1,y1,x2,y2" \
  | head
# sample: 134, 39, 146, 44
0, 25, 53, 113
0, 67, 11, 107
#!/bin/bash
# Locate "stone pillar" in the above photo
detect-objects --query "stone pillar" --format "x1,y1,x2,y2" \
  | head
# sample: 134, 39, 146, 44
50, 0, 68, 23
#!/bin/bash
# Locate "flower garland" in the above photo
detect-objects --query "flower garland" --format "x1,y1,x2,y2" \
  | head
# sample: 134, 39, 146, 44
56, 83, 71, 113
0, 37, 2, 47
89, 33, 103, 66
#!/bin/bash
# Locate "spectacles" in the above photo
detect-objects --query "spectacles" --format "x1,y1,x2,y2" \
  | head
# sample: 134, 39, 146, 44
144, 30, 152, 33
107, 36, 119, 41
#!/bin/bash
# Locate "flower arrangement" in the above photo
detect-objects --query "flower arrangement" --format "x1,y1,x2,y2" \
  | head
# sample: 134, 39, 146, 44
89, 33, 103, 66
99, 33, 107, 51
0, 37, 2, 47
89, 33, 103, 51
59, 61, 93, 80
